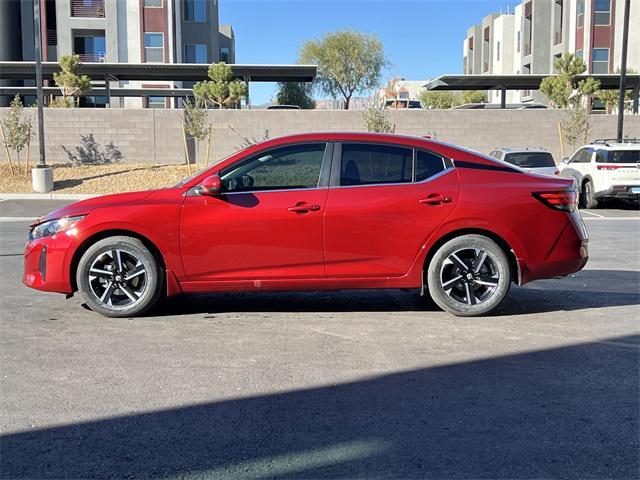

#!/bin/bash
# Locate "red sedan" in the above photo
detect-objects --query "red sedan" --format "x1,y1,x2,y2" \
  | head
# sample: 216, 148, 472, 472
23, 132, 588, 317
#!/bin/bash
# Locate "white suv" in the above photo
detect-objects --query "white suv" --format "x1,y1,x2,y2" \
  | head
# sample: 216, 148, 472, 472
560, 139, 640, 208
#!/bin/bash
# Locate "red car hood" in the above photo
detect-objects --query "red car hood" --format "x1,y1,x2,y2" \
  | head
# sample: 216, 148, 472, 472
33, 190, 156, 226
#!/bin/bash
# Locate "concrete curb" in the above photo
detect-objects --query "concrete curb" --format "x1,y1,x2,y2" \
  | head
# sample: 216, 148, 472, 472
0, 193, 97, 201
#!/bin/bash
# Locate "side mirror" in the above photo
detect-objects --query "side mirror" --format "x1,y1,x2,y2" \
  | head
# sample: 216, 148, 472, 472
198, 174, 222, 196
561, 157, 570, 165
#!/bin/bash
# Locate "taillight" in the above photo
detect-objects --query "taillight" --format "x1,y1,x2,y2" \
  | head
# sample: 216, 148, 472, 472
533, 190, 577, 212
597, 164, 625, 170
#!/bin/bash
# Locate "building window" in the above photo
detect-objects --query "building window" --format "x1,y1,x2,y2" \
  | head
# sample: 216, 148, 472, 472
184, 44, 207, 63
144, 0, 162, 6
516, 31, 520, 52
220, 47, 230, 63
594, 0, 611, 25
147, 96, 165, 108
496, 41, 500, 61
577, 0, 584, 27
73, 34, 106, 62
144, 33, 164, 63
184, 0, 206, 22
591, 48, 609, 73
576, 50, 583, 59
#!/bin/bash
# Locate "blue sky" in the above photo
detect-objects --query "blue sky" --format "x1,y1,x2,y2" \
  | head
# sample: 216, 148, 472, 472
219, 0, 514, 105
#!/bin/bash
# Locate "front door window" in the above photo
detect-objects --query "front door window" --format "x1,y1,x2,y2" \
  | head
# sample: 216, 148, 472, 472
220, 143, 326, 192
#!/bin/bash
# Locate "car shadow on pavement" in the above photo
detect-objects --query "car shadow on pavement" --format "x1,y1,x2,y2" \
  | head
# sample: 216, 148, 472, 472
151, 269, 640, 316
1, 335, 638, 479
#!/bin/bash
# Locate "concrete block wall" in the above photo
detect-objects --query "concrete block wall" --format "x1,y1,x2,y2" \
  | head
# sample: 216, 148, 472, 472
1, 108, 639, 165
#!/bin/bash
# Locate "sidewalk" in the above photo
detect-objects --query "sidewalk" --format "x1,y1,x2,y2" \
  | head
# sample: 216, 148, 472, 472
0, 193, 97, 201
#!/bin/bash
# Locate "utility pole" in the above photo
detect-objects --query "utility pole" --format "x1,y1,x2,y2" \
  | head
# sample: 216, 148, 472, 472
616, 0, 631, 142
32, 0, 53, 192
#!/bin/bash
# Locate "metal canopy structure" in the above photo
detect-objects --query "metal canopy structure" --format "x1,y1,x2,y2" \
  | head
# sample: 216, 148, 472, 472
425, 74, 640, 112
0, 61, 318, 107
0, 61, 318, 82
425, 73, 640, 91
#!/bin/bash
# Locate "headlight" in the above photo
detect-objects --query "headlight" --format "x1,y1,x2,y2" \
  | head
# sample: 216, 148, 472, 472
29, 215, 86, 241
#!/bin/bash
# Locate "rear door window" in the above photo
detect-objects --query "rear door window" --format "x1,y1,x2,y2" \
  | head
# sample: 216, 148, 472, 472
340, 143, 413, 186
503, 152, 555, 168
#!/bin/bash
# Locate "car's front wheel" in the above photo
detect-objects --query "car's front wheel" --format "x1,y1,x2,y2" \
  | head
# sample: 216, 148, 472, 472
426, 234, 511, 317
76, 236, 163, 318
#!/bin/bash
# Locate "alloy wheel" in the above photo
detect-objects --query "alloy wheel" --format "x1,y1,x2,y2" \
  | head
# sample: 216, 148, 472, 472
88, 249, 148, 308
439, 248, 500, 306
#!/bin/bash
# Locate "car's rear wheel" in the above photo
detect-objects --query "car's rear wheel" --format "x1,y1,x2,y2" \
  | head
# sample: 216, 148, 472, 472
76, 236, 163, 318
426, 235, 511, 317
580, 180, 599, 209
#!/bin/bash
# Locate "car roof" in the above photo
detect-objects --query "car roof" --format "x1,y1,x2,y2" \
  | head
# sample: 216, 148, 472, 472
583, 138, 640, 150
493, 147, 549, 153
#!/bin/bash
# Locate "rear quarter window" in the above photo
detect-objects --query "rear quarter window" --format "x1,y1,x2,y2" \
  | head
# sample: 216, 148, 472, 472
608, 150, 640, 164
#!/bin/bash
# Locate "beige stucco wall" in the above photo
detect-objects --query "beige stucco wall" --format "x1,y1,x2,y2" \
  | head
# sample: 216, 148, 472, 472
1, 108, 638, 166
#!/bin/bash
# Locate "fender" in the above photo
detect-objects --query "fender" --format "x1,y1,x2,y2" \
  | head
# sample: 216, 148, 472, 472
406, 217, 527, 286
65, 219, 185, 292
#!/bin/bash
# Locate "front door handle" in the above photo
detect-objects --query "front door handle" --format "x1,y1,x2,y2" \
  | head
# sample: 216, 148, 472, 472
288, 202, 321, 213
419, 194, 453, 205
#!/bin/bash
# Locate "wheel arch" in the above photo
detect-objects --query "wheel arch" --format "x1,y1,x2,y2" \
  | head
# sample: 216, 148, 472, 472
422, 228, 522, 285
69, 229, 167, 292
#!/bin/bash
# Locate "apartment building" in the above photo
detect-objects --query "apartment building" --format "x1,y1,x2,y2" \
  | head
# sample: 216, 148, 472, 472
462, 0, 639, 105
0, 0, 236, 108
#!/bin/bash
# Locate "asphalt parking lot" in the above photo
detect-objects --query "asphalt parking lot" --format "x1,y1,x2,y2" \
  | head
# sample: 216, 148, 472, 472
0, 199, 638, 479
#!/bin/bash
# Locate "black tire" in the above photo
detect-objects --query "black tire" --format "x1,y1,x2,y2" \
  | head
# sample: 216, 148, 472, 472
76, 236, 163, 318
426, 234, 511, 317
580, 180, 599, 209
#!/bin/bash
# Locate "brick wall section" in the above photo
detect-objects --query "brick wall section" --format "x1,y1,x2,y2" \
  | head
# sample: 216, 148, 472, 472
2, 108, 639, 165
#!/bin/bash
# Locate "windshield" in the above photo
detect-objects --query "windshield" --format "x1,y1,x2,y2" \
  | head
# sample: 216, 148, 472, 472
609, 150, 640, 164
504, 152, 555, 168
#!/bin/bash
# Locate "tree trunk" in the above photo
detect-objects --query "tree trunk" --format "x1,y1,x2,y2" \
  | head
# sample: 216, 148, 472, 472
205, 125, 212, 166
343, 96, 351, 110
0, 122, 16, 176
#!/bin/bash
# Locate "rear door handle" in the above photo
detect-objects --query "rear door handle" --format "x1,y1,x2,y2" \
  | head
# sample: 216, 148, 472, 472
419, 194, 453, 205
288, 202, 321, 213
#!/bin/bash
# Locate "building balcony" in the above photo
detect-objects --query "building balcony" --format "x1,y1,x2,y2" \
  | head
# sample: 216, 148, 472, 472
71, 0, 105, 18
554, 31, 563, 46
46, 29, 57, 46
76, 53, 105, 62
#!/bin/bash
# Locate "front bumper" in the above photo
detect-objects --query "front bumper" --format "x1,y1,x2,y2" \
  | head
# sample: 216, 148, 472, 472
23, 233, 75, 294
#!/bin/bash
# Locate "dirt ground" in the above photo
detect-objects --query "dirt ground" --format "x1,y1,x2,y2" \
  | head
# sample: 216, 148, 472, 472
0, 162, 198, 194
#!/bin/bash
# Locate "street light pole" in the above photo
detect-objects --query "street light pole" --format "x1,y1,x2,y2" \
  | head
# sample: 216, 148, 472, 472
33, 0, 45, 166
616, 0, 631, 142
31, 0, 53, 192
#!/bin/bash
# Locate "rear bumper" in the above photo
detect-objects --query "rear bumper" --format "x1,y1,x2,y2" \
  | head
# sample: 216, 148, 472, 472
596, 185, 640, 200
522, 210, 588, 283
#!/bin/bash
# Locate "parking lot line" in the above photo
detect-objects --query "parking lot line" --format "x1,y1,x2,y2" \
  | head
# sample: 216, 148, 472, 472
581, 210, 604, 218
583, 217, 639, 221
